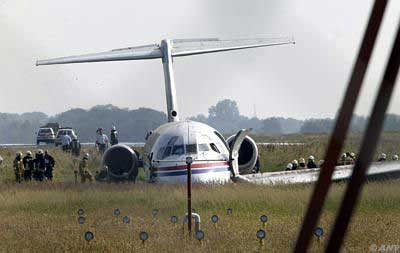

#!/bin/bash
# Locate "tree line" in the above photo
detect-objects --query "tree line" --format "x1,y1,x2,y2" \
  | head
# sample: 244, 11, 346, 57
1, 100, 400, 144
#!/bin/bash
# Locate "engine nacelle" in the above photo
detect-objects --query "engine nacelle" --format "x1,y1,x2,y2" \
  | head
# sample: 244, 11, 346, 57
227, 135, 259, 175
101, 144, 139, 181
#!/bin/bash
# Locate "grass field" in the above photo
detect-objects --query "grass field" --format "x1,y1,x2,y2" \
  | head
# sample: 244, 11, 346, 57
0, 132, 399, 252
0, 181, 399, 252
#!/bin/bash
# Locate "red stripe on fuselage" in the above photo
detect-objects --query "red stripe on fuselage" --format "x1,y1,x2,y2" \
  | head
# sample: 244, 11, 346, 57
156, 161, 229, 171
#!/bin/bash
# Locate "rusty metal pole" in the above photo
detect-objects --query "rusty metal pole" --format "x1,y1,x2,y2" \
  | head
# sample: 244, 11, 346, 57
186, 156, 193, 236
327, 20, 400, 252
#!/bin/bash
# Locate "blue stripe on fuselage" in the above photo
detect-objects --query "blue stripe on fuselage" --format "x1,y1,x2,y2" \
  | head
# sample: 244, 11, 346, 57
154, 167, 230, 177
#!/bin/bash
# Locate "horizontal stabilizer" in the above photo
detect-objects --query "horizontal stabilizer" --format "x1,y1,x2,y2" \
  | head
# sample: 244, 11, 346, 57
36, 44, 162, 66
36, 37, 295, 65
171, 37, 295, 57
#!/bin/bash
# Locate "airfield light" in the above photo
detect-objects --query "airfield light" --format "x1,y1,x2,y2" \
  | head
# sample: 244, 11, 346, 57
139, 231, 149, 245
256, 229, 266, 246
211, 214, 219, 229
211, 215, 219, 223
260, 215, 268, 227
84, 231, 94, 242
227, 208, 233, 215
195, 230, 205, 244
77, 209, 84, 216
78, 216, 85, 225
313, 227, 324, 240
152, 208, 159, 218
113, 208, 121, 217
123, 216, 130, 224
170, 215, 178, 224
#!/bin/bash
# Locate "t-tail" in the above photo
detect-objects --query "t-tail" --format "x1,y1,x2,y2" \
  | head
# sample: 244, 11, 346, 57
37, 37, 295, 122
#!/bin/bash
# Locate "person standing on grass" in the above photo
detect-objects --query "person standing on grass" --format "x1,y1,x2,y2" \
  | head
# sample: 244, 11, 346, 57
33, 149, 46, 181
349, 152, 357, 163
291, 160, 299, 170
339, 153, 347, 165
61, 133, 72, 152
307, 156, 318, 169
22, 151, 34, 181
0, 154, 3, 166
44, 150, 56, 181
110, 126, 119, 146
95, 128, 109, 154
78, 153, 93, 183
13, 152, 24, 183
298, 158, 306, 169
378, 153, 387, 162
70, 137, 81, 157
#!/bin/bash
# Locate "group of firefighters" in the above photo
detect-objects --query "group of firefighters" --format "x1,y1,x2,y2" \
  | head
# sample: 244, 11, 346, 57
377, 153, 399, 162
8, 126, 120, 183
12, 149, 55, 183
286, 155, 319, 171
285, 152, 399, 171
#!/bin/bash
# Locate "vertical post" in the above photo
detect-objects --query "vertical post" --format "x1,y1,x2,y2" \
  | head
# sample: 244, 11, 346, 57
186, 156, 193, 236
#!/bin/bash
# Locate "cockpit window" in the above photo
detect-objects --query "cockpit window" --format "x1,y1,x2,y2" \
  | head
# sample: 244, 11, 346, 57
156, 135, 185, 160
162, 146, 172, 158
172, 145, 184, 155
167, 136, 178, 146
186, 144, 197, 154
198, 143, 210, 152
156, 147, 165, 160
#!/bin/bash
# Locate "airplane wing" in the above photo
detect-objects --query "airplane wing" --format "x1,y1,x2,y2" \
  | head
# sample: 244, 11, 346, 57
36, 44, 162, 66
171, 37, 295, 57
242, 162, 400, 185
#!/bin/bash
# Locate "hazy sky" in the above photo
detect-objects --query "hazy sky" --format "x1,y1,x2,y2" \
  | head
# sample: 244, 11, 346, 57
1, 0, 399, 119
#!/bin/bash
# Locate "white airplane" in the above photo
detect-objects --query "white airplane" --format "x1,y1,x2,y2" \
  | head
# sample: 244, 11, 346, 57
37, 37, 296, 183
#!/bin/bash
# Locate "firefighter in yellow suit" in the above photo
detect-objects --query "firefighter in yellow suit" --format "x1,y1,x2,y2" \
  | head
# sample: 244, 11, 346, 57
13, 152, 24, 183
78, 153, 93, 183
